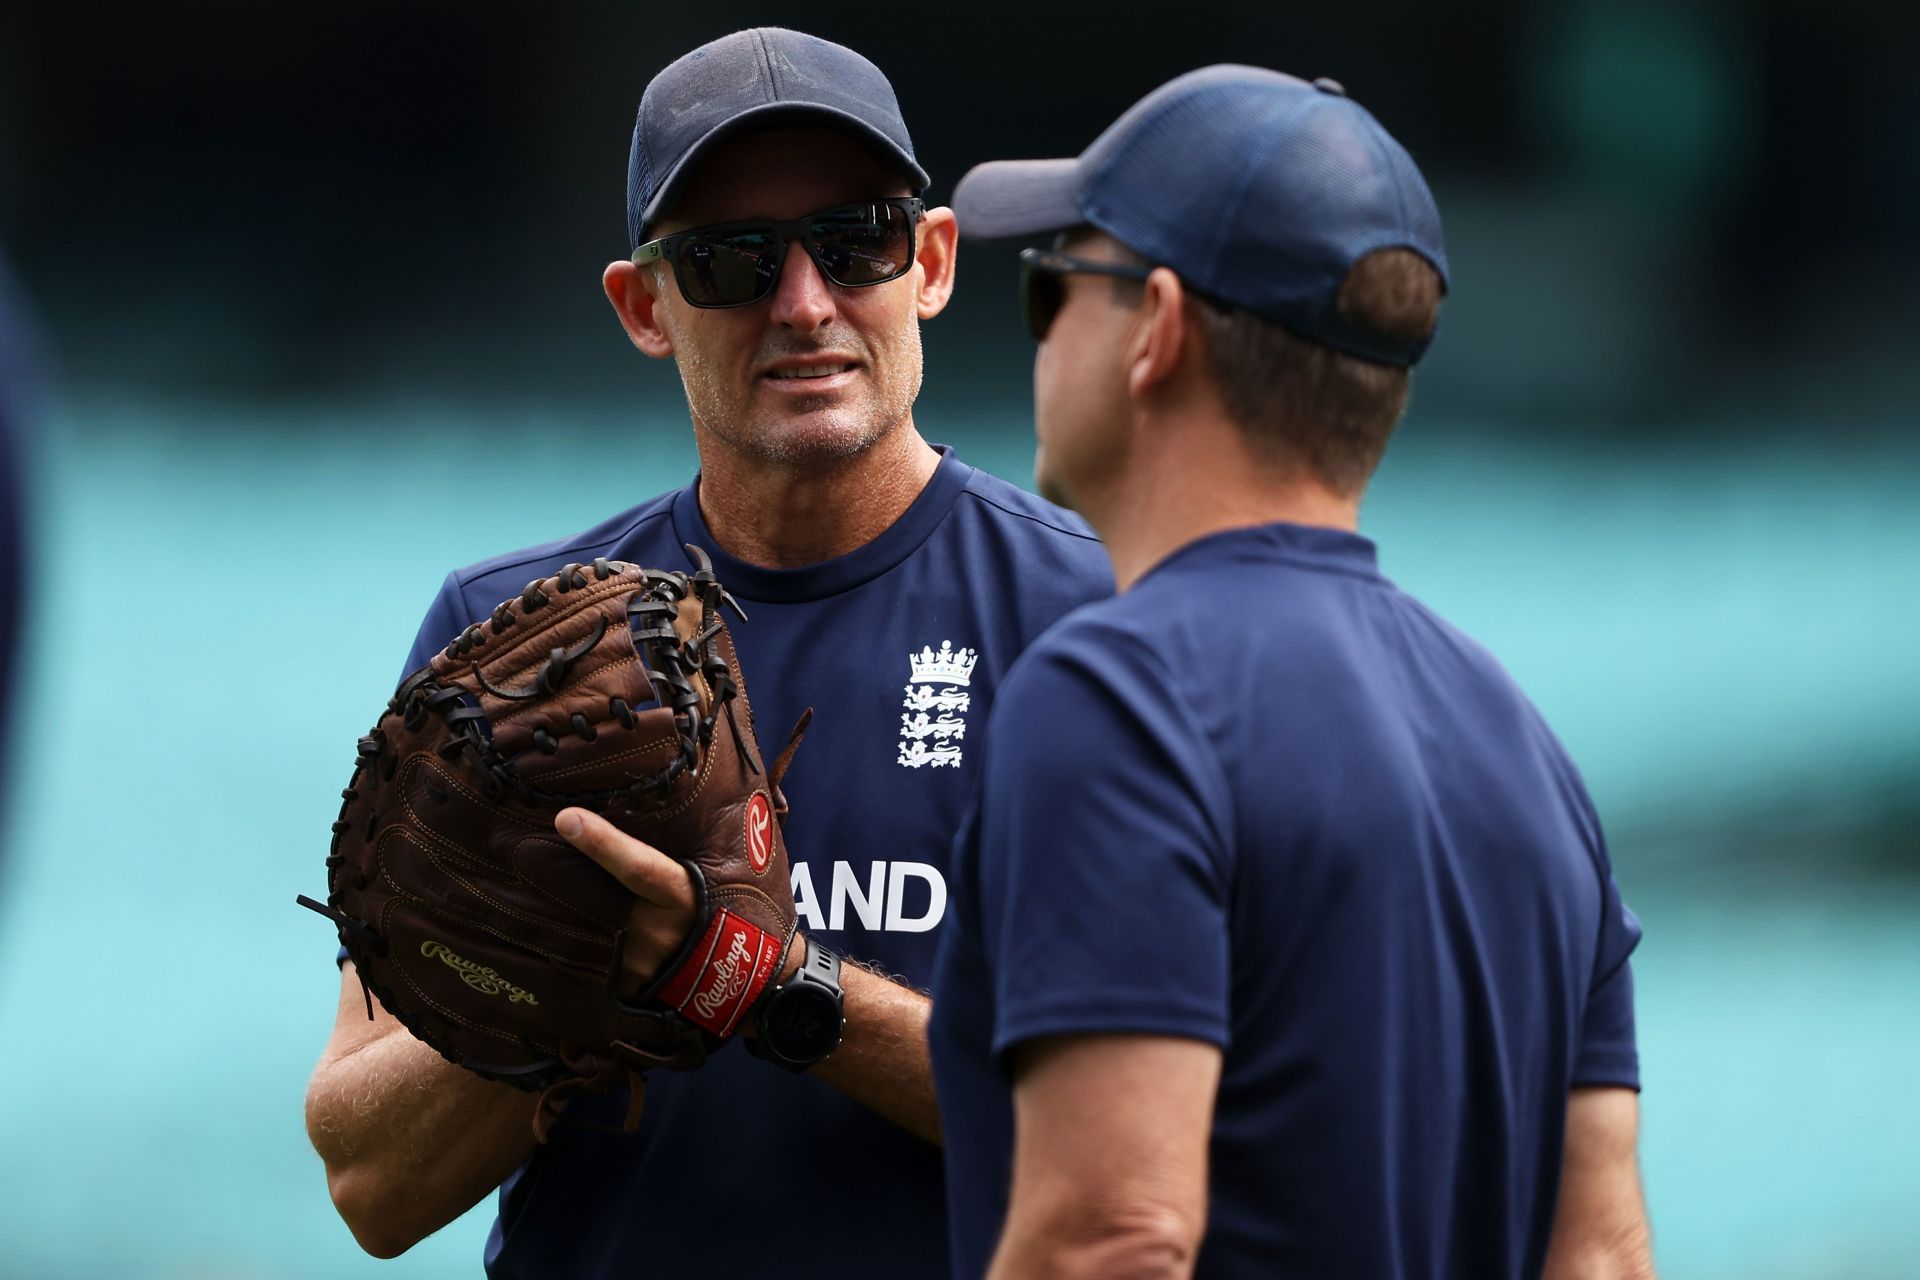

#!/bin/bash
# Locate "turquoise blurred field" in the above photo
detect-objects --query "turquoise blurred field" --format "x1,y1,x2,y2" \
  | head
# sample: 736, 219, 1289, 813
0, 398, 1913, 1277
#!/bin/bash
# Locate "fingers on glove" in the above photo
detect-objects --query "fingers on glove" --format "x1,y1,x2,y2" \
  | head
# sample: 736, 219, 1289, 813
554, 808, 697, 913
507, 836, 636, 934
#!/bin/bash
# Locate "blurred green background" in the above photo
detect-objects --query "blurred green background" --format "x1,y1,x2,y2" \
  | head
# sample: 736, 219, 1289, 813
1, 2, 1916, 1277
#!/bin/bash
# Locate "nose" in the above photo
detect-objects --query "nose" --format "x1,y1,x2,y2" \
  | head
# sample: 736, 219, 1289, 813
767, 237, 837, 334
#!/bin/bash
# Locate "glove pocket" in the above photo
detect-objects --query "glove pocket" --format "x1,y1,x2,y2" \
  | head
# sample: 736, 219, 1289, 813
379, 825, 620, 974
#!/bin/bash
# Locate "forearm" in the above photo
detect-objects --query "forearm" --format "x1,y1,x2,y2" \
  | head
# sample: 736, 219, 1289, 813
990, 1210, 1199, 1280
987, 1035, 1217, 1280
987, 1150, 1204, 1280
805, 953, 941, 1144
305, 1024, 538, 1257
1543, 1087, 1656, 1280
1541, 1227, 1656, 1280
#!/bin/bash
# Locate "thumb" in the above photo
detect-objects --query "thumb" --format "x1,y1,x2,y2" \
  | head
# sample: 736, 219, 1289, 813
554, 807, 694, 909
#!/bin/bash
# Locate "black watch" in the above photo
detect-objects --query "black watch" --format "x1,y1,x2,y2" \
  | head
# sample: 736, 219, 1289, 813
749, 935, 845, 1073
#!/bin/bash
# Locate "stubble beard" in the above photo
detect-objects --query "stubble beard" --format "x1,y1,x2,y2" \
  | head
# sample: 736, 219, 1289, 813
679, 324, 924, 469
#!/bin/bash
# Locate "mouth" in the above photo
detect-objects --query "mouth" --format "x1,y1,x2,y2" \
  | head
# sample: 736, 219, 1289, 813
764, 362, 856, 383
760, 359, 860, 390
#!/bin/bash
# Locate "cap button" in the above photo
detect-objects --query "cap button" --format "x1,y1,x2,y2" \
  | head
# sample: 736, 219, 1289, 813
1312, 77, 1347, 97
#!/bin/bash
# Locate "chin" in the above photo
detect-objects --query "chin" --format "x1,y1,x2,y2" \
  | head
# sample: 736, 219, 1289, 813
1033, 447, 1077, 512
1036, 472, 1077, 511
735, 410, 892, 466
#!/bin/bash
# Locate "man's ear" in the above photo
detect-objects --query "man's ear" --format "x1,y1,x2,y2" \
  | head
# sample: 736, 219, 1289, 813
603, 260, 676, 359
1124, 267, 1187, 401
912, 206, 959, 320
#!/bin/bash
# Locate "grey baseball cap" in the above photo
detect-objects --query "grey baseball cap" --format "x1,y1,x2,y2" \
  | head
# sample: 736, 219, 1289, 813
626, 28, 931, 247
955, 65, 1448, 367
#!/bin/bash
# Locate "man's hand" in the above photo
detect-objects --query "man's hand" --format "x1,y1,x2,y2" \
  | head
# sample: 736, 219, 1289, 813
554, 807, 944, 1141
310, 555, 803, 1111
554, 807, 705, 996
553, 806, 806, 1011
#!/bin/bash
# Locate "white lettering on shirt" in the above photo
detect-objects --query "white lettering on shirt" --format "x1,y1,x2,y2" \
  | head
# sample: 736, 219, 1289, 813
885, 861, 946, 933
791, 862, 823, 932
790, 861, 950, 934
829, 860, 886, 932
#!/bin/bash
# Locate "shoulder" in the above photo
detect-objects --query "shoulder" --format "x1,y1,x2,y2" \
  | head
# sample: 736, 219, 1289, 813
984, 593, 1236, 868
1388, 583, 1609, 846
1391, 586, 1563, 736
938, 461, 1114, 616
442, 490, 681, 609
398, 489, 684, 678
998, 597, 1183, 735
1011, 564, 1202, 678
954, 466, 1101, 545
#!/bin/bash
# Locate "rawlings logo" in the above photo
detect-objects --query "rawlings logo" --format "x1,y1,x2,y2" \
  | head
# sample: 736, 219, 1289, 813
420, 941, 538, 1005
745, 792, 774, 875
691, 932, 748, 1020
658, 909, 778, 1035
691, 927, 756, 1020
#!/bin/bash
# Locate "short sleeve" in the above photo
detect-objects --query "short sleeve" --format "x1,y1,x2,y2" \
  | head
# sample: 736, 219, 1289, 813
974, 629, 1233, 1061
1574, 883, 1642, 1088
399, 572, 473, 682
1535, 719, 1644, 1090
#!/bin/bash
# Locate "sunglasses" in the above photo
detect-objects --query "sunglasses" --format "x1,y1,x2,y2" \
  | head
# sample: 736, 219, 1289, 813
1018, 247, 1157, 342
632, 197, 926, 309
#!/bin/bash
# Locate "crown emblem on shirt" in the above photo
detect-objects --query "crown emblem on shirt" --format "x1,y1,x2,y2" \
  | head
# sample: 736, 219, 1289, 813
900, 640, 976, 769
908, 640, 978, 687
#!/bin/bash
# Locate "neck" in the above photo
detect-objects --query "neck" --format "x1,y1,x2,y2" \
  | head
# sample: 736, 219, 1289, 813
692, 421, 942, 568
1089, 413, 1359, 592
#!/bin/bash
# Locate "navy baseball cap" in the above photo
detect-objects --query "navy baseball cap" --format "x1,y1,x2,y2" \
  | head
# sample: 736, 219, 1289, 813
954, 65, 1449, 367
627, 28, 931, 247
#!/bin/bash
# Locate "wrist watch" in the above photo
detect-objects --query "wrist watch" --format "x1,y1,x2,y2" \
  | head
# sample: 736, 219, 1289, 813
750, 935, 845, 1073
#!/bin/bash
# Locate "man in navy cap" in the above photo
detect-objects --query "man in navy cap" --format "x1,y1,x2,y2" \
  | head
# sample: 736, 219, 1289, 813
303, 29, 1111, 1276
929, 66, 1653, 1278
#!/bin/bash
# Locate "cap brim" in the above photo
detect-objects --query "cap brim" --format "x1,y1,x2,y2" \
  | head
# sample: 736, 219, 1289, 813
952, 158, 1084, 240
640, 102, 932, 237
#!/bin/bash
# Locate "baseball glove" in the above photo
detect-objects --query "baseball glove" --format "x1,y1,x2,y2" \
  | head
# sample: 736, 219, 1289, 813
299, 549, 806, 1139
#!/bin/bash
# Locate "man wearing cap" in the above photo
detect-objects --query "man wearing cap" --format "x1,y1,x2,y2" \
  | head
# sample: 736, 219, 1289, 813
303, 29, 1111, 1276
928, 66, 1652, 1278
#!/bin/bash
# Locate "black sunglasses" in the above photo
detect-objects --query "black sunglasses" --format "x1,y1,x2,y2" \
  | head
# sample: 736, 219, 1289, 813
1018, 247, 1157, 342
632, 197, 926, 309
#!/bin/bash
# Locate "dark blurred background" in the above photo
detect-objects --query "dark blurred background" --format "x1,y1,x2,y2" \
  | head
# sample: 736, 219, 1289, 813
5, 0, 1919, 422
0, 4, 1915, 1278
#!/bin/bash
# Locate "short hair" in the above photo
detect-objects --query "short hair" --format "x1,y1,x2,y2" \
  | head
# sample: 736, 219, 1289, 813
1188, 249, 1443, 496
1100, 243, 1442, 495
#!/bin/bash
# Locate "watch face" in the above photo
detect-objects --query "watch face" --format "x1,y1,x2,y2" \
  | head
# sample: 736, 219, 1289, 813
765, 984, 844, 1063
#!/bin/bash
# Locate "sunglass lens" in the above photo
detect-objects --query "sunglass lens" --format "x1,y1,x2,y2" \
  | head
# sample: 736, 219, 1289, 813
673, 230, 780, 307
810, 203, 916, 287
1021, 263, 1065, 342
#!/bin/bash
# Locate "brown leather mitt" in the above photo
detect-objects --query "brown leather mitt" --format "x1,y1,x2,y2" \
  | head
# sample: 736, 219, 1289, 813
299, 549, 805, 1139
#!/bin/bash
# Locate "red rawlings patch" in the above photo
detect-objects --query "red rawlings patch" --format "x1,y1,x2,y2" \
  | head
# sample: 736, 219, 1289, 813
744, 791, 774, 875
656, 909, 779, 1038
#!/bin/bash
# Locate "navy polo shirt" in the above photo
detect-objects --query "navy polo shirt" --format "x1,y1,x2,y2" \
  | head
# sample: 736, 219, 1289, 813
393, 448, 1112, 1279
930, 522, 1641, 1280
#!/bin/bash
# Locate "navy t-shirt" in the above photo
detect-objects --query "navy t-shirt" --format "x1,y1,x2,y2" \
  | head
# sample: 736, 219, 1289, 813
929, 522, 1641, 1280
393, 448, 1111, 1279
